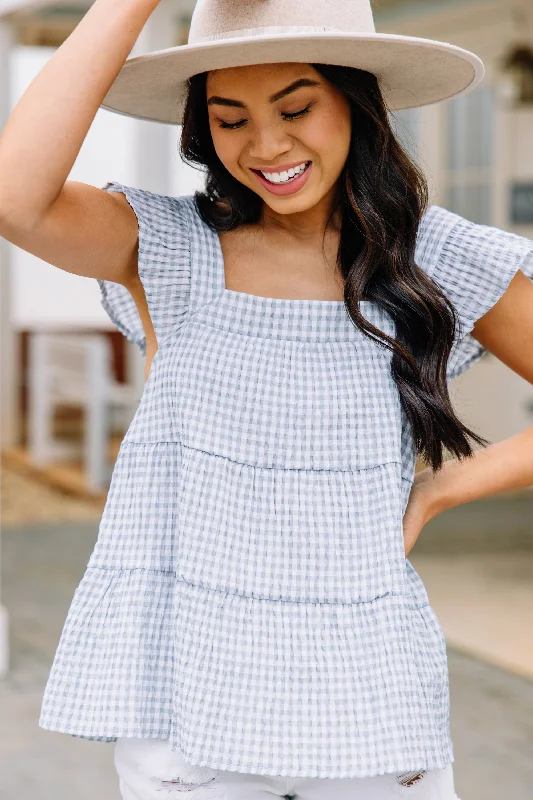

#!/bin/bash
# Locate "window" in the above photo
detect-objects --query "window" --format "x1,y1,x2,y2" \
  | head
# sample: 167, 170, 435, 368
444, 85, 495, 224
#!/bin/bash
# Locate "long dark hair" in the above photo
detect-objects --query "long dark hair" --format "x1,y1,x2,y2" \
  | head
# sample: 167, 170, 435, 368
180, 64, 489, 472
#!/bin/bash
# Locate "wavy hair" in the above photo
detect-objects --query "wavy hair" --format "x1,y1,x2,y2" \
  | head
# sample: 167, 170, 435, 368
180, 64, 489, 471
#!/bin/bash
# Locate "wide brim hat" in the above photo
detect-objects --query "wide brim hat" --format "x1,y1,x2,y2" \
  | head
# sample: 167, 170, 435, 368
101, 0, 485, 125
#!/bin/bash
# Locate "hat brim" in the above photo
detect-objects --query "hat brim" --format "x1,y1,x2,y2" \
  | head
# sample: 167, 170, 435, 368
101, 32, 484, 124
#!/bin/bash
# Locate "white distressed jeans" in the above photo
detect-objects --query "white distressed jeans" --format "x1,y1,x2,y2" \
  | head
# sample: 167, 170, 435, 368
114, 738, 462, 800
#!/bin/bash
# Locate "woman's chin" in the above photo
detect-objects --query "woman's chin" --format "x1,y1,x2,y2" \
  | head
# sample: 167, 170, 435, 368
259, 186, 326, 215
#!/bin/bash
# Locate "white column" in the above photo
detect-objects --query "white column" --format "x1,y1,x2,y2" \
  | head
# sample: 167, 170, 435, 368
0, 1, 53, 15
0, 21, 19, 449
493, 90, 510, 231
0, 15, 16, 679
131, 0, 178, 194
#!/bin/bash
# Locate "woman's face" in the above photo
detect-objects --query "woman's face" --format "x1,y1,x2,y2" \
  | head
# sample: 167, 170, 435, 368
205, 63, 352, 216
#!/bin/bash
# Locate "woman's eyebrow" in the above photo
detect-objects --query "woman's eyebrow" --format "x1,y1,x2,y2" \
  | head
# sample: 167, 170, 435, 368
207, 78, 321, 109
269, 77, 321, 102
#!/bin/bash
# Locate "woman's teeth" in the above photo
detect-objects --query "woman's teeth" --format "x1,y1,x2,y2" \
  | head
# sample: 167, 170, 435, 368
259, 162, 309, 184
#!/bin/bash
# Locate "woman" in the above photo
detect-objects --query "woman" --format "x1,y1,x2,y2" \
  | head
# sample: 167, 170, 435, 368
0, 0, 532, 798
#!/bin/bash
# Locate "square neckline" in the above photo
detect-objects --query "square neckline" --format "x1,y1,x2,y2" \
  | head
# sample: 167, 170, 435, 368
212, 221, 376, 307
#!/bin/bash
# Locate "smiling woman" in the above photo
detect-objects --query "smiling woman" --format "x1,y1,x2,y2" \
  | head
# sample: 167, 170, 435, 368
203, 66, 351, 206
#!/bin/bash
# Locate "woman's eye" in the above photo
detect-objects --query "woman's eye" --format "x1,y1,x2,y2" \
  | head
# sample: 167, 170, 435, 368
218, 118, 247, 130
217, 103, 313, 130
282, 103, 313, 120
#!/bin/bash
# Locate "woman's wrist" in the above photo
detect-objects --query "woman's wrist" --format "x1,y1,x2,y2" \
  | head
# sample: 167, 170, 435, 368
422, 460, 457, 520
417, 424, 533, 520
416, 454, 487, 524
413, 465, 451, 522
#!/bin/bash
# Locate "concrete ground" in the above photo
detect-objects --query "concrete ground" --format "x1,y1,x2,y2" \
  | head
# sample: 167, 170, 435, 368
409, 492, 533, 681
1, 490, 533, 799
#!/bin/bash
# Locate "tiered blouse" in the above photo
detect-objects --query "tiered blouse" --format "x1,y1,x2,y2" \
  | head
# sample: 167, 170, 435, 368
39, 182, 533, 779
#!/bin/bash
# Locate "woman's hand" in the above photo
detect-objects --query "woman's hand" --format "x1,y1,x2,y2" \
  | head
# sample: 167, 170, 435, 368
403, 425, 533, 556
402, 467, 442, 557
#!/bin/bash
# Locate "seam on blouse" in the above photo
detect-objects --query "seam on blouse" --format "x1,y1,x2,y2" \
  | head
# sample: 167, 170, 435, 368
80, 566, 412, 607
183, 316, 395, 348
173, 576, 406, 607
118, 439, 403, 472
85, 565, 176, 576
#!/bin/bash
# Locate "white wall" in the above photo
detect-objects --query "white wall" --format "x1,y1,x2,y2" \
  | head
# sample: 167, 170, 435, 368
10, 45, 204, 332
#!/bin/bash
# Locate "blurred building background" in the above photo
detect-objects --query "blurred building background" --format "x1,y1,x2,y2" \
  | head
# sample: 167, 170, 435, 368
0, 1, 532, 799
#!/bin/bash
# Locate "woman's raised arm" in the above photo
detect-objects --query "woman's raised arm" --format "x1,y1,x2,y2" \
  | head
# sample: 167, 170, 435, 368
0, 0, 161, 286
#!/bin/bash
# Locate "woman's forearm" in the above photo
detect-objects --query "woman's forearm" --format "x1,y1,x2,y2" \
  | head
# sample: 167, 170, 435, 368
425, 424, 533, 516
0, 0, 160, 230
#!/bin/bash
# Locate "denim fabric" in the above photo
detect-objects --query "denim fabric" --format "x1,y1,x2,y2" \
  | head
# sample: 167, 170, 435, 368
114, 737, 462, 800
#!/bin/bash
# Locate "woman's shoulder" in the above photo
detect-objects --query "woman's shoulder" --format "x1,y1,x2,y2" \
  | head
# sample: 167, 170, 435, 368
97, 182, 198, 355
416, 204, 533, 379
417, 204, 533, 282
102, 181, 198, 235
417, 204, 533, 262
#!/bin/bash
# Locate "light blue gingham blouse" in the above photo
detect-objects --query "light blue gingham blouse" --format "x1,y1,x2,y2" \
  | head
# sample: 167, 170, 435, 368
39, 182, 533, 779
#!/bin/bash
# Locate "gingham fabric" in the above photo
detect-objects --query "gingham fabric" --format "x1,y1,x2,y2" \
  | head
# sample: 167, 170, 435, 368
39, 183, 533, 780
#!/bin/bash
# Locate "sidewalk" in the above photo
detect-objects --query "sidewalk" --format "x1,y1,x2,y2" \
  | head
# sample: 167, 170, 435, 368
410, 492, 533, 680
1, 519, 118, 800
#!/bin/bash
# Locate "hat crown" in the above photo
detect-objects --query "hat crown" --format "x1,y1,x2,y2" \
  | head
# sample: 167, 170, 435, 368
188, 0, 376, 44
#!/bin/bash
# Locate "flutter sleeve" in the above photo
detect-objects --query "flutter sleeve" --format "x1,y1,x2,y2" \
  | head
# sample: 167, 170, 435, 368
415, 206, 533, 379
97, 181, 192, 356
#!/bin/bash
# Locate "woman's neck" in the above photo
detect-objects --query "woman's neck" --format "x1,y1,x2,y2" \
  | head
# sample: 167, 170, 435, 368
259, 187, 341, 245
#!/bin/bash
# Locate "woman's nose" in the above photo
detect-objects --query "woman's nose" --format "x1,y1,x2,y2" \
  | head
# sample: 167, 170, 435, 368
247, 125, 292, 162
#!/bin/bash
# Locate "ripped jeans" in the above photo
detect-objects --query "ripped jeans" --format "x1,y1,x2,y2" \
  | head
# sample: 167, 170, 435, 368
114, 738, 462, 799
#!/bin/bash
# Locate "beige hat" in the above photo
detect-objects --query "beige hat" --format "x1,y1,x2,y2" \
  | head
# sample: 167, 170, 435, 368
101, 0, 485, 124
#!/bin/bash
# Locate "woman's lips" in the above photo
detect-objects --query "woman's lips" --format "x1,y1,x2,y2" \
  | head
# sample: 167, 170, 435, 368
251, 162, 313, 196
